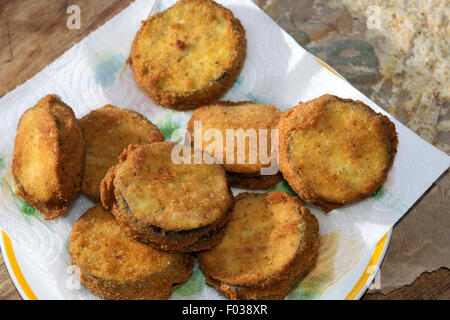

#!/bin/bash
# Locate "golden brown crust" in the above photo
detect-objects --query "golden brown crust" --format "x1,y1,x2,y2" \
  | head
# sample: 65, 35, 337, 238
226, 172, 282, 190
106, 142, 232, 230
70, 205, 194, 300
110, 196, 232, 253
197, 191, 319, 300
129, 0, 246, 110
12, 94, 85, 220
204, 263, 314, 300
278, 94, 398, 212
100, 142, 233, 253
187, 101, 282, 173
80, 105, 163, 202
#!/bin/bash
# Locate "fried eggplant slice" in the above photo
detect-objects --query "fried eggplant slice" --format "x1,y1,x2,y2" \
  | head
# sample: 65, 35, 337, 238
278, 94, 398, 212
12, 94, 85, 219
70, 205, 194, 300
80, 105, 164, 202
187, 101, 282, 189
197, 192, 319, 300
100, 142, 233, 253
129, 0, 246, 110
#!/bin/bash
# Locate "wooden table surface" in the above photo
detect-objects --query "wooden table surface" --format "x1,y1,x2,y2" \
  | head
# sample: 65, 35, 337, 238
0, 0, 448, 300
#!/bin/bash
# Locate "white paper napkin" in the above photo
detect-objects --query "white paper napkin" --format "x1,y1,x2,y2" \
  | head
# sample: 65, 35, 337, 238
0, 0, 448, 299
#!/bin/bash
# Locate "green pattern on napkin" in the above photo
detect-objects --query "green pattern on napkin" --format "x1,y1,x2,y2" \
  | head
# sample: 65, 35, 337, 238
287, 273, 333, 300
232, 76, 261, 103
174, 263, 205, 297
0, 155, 51, 228
372, 186, 385, 199
94, 54, 126, 88
156, 112, 182, 141
268, 180, 296, 196
3, 180, 41, 221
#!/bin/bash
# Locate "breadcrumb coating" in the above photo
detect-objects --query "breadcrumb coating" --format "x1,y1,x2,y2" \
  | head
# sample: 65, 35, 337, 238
130, 0, 246, 109
198, 192, 319, 299
100, 142, 233, 252
70, 205, 194, 299
80, 105, 163, 202
12, 94, 85, 219
278, 94, 397, 211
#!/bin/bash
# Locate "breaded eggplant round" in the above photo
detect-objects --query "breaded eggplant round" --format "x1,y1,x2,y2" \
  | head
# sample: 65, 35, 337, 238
187, 101, 282, 189
129, 0, 246, 110
278, 94, 398, 212
198, 191, 319, 300
12, 94, 85, 220
101, 142, 233, 252
70, 205, 194, 300
80, 105, 164, 202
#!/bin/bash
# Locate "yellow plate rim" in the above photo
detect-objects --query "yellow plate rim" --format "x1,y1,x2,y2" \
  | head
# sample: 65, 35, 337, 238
1, 229, 391, 300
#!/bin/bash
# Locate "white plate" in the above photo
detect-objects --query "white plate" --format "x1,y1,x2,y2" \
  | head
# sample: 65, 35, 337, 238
0, 228, 391, 300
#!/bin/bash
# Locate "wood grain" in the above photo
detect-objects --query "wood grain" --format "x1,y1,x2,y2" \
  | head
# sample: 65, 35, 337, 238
364, 268, 450, 300
0, 0, 448, 301
0, 247, 21, 300
0, 0, 134, 98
